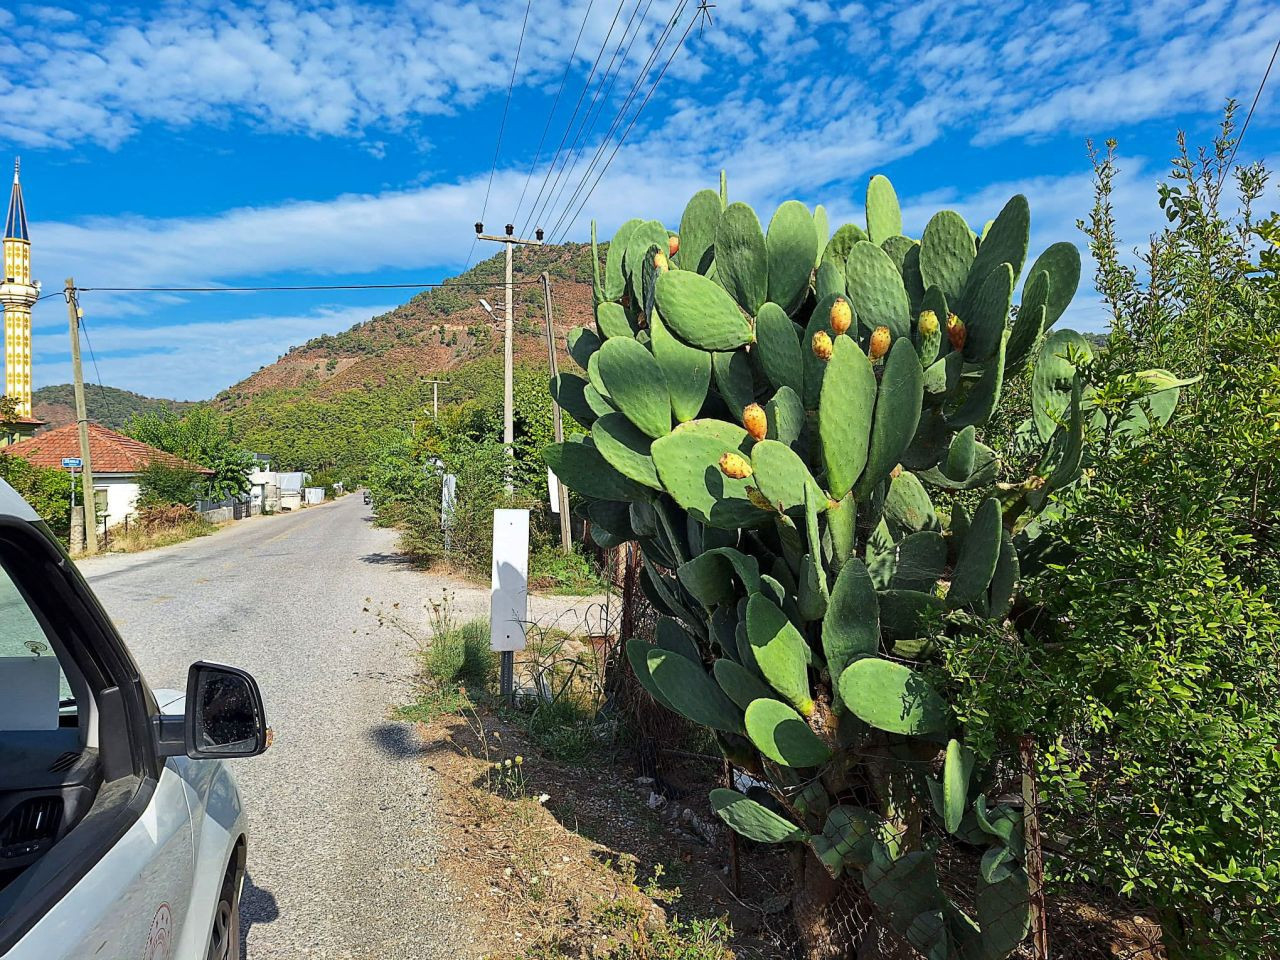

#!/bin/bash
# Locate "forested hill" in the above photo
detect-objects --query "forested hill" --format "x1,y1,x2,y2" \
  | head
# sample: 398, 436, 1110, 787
33, 384, 195, 431
216, 242, 600, 477
217, 242, 598, 406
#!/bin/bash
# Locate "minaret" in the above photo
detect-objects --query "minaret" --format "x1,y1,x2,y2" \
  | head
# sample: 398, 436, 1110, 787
3, 158, 38, 420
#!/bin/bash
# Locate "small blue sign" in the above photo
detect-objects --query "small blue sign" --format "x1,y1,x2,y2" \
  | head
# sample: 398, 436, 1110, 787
61, 457, 82, 469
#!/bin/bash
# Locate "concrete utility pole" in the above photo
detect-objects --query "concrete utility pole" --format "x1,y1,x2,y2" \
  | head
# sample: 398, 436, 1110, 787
422, 378, 448, 420
476, 223, 543, 495
541, 272, 571, 554
64, 279, 97, 556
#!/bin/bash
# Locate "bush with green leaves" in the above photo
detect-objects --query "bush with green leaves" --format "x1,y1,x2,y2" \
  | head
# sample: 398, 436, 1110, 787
543, 174, 1189, 958
136, 461, 202, 508
126, 406, 253, 500
976, 124, 1280, 956
0, 451, 72, 540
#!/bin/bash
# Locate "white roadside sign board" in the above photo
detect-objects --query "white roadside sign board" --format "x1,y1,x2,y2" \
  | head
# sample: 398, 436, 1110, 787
547, 469, 561, 514
489, 508, 529, 652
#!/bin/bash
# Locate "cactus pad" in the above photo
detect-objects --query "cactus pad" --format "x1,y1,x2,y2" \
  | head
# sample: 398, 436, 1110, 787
654, 269, 754, 351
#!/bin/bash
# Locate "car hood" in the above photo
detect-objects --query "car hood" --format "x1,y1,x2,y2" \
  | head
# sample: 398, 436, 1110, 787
154, 688, 186, 717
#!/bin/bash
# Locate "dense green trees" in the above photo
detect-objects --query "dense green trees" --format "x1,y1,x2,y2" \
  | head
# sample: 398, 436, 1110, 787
126, 406, 254, 500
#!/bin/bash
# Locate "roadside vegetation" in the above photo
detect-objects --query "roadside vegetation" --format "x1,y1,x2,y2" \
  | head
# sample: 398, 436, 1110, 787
363, 358, 610, 594
103, 505, 217, 553
389, 595, 753, 959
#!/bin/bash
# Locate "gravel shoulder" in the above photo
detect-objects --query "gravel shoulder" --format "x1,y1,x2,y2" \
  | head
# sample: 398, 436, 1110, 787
76, 495, 588, 959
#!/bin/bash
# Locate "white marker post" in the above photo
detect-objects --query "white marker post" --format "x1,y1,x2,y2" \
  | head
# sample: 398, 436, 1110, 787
490, 509, 529, 699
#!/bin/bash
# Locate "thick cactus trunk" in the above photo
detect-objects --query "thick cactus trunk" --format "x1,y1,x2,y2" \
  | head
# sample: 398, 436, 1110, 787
792, 849, 912, 960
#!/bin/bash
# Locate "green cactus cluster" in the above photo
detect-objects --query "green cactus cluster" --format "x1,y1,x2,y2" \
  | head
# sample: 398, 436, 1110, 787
545, 174, 1191, 958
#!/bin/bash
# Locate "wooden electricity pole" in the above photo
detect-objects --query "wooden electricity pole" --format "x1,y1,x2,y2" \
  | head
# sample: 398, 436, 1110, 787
64, 279, 97, 556
476, 225, 543, 494
541, 272, 571, 554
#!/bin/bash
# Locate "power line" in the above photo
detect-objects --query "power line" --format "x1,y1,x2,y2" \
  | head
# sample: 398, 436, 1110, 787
553, 1, 700, 242
467, 0, 535, 270
547, 0, 682, 240
76, 312, 109, 405
75, 279, 546, 293
511, 0, 597, 229
541, 0, 658, 237
1223, 36, 1280, 178
521, 0, 634, 237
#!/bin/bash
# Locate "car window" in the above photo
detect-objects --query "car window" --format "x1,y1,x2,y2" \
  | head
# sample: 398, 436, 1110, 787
0, 562, 75, 728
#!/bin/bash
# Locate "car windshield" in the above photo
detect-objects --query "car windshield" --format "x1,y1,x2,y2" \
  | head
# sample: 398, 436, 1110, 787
0, 561, 74, 727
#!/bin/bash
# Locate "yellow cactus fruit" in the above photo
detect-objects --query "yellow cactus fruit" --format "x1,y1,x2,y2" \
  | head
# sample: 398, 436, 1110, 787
652, 251, 669, 273
743, 403, 767, 441
869, 325, 892, 361
719, 452, 753, 479
668, 234, 680, 257
947, 313, 966, 351
812, 330, 834, 361
829, 296, 853, 336
918, 309, 939, 337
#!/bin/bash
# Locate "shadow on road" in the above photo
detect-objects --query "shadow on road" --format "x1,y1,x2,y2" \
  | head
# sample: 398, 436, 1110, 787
358, 552, 415, 567
240, 870, 280, 955
367, 721, 424, 759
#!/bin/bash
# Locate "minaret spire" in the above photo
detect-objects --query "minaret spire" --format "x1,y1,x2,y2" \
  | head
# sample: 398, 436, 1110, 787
2, 155, 37, 430
4, 157, 28, 242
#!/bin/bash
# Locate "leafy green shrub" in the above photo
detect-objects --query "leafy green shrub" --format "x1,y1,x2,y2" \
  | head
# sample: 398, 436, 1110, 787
137, 462, 201, 507
1025, 124, 1280, 953
529, 544, 608, 594
0, 452, 72, 540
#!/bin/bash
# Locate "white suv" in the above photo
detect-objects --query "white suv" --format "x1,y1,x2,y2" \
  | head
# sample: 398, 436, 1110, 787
0, 479, 268, 960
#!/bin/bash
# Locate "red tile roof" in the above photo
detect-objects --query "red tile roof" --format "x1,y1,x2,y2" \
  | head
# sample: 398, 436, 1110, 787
3, 423, 214, 475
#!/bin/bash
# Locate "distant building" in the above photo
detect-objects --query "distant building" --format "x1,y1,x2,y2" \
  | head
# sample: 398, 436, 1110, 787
4, 423, 212, 528
1, 158, 43, 444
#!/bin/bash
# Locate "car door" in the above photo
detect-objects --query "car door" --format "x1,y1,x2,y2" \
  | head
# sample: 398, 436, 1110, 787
11, 769, 197, 960
0, 503, 196, 959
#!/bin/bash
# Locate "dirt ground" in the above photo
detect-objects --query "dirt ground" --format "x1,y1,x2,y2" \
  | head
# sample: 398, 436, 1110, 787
414, 697, 798, 960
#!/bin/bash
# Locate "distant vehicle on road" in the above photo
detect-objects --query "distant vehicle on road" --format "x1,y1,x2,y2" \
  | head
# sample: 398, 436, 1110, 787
0, 479, 270, 960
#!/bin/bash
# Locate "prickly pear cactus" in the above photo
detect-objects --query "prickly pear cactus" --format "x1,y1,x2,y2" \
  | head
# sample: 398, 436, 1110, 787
544, 174, 1190, 959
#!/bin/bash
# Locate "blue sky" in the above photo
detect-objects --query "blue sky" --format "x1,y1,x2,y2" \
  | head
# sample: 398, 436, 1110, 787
3, 0, 1277, 400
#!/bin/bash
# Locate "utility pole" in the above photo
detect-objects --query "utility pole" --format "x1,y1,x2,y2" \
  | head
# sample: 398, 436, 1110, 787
422, 378, 448, 420
541, 272, 571, 554
475, 223, 543, 494
65, 280, 97, 556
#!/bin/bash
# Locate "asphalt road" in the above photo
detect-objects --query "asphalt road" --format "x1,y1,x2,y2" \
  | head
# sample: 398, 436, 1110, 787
78, 495, 477, 959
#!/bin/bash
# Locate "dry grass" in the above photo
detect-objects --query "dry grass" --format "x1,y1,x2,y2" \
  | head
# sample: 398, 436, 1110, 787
104, 516, 218, 553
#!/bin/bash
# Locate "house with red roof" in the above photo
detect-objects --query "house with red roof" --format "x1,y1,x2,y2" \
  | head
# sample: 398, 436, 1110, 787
3, 423, 212, 529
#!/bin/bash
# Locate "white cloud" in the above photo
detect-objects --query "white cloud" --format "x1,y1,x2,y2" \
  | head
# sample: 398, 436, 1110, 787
3, 0, 1273, 159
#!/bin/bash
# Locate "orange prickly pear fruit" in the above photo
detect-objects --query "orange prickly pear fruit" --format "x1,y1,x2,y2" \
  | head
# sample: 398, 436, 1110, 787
947, 313, 966, 351
652, 251, 669, 273
829, 296, 853, 336
918, 310, 939, 338
743, 403, 767, 441
668, 235, 680, 257
719, 452, 753, 479
869, 325, 892, 361
812, 330, 834, 361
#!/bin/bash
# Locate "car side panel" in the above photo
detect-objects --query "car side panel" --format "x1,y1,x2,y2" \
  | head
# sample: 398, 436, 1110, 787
9, 764, 195, 960
170, 755, 248, 959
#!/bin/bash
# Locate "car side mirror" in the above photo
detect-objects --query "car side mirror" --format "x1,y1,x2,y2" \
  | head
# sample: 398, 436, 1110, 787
184, 662, 269, 760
